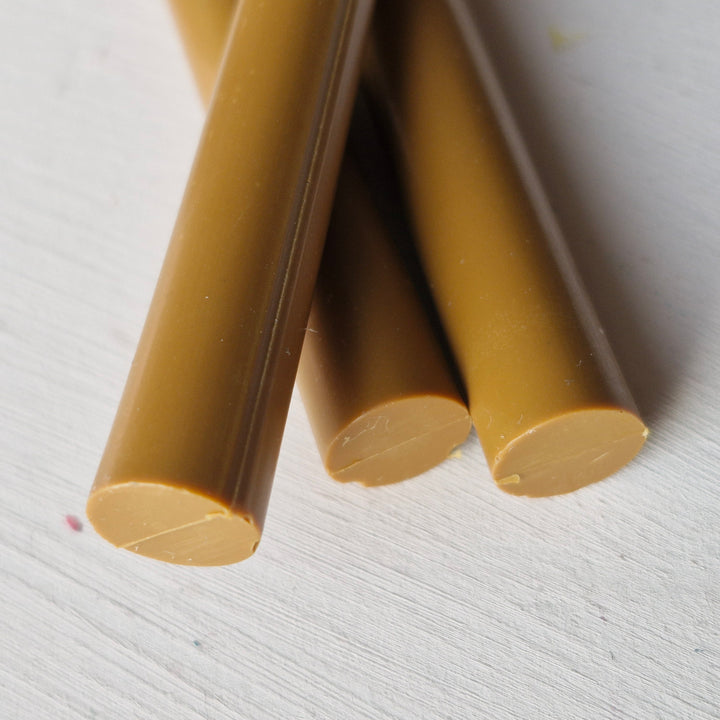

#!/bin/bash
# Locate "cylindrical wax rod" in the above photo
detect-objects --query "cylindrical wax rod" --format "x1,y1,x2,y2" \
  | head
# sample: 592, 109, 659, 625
169, 0, 471, 486
87, 0, 374, 565
298, 152, 472, 485
371, 0, 647, 497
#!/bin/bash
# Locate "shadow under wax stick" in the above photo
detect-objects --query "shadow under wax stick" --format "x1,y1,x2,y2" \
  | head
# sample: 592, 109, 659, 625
87, 0, 375, 565
370, 0, 647, 496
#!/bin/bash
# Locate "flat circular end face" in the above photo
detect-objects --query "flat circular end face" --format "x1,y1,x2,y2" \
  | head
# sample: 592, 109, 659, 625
325, 395, 471, 485
493, 408, 648, 497
86, 482, 260, 566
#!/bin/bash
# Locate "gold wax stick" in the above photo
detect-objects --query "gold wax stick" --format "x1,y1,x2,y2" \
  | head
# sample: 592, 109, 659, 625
371, 0, 647, 496
88, 0, 375, 565
168, 0, 471, 487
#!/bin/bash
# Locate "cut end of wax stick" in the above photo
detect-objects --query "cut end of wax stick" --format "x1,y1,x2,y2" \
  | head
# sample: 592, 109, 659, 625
86, 482, 260, 565
492, 408, 648, 497
370, 0, 647, 496
297, 149, 472, 487
324, 395, 472, 485
88, 0, 374, 565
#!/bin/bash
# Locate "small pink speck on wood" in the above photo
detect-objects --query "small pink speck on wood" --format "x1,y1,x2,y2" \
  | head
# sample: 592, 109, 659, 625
65, 515, 83, 532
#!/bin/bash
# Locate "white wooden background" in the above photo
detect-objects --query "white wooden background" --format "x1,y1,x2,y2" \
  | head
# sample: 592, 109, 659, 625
2, 1, 719, 718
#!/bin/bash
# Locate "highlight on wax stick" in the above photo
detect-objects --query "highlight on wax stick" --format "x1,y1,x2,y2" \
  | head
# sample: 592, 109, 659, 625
169, 0, 471, 486
87, 0, 375, 566
370, 0, 647, 497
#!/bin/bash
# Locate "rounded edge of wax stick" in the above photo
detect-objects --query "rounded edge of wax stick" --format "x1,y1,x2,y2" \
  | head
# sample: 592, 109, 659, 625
492, 407, 649, 498
86, 481, 260, 566
324, 395, 472, 485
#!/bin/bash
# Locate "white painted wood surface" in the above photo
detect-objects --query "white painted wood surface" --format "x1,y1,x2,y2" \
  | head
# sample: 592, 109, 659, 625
1, 1, 718, 717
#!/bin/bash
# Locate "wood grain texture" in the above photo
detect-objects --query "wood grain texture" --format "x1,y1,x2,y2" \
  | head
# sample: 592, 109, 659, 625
1, 1, 718, 718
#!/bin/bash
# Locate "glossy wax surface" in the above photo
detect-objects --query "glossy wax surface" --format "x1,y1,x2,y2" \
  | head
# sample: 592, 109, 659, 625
298, 157, 471, 485
372, 0, 647, 496
171, 0, 470, 486
87, 0, 373, 564
5, 0, 719, 716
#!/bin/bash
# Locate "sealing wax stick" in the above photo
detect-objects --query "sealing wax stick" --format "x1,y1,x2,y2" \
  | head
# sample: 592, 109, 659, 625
87, 0, 374, 565
298, 152, 472, 485
371, 0, 647, 496
169, 0, 471, 485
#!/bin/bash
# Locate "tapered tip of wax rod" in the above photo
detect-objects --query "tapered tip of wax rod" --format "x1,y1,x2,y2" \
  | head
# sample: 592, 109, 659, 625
493, 408, 648, 497
86, 482, 260, 566
325, 395, 472, 486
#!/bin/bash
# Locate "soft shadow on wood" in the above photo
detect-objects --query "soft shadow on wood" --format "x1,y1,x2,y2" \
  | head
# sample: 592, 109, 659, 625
467, 2, 671, 424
